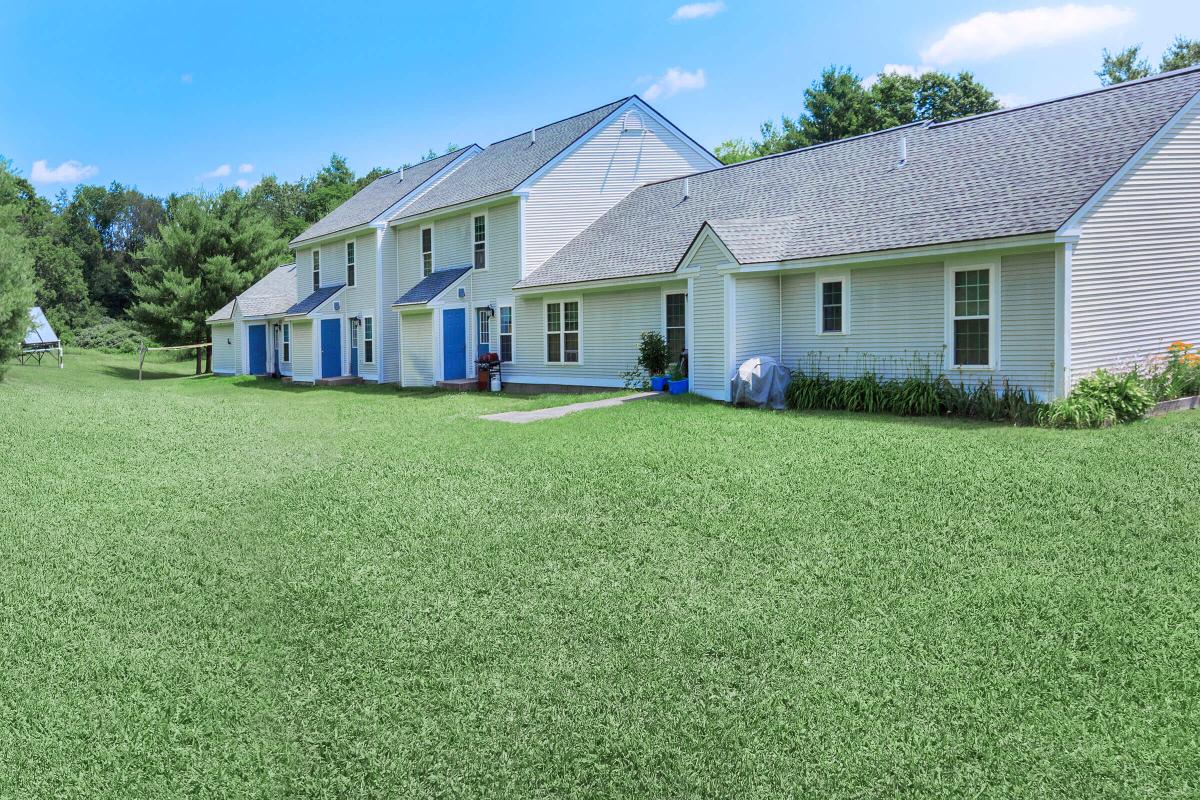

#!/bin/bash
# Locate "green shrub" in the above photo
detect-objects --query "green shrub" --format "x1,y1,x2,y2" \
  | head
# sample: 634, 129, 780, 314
1038, 395, 1117, 429
71, 317, 150, 354
1145, 341, 1200, 401
1071, 369, 1154, 423
637, 331, 670, 377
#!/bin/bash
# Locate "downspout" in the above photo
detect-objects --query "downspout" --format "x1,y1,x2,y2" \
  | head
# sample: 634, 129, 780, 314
778, 272, 783, 364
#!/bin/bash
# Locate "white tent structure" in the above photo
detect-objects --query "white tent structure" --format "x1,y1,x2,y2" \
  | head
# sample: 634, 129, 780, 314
19, 307, 63, 368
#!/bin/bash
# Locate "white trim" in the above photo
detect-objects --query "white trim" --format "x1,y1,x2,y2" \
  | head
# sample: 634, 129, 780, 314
471, 209, 489, 271
420, 225, 434, 277
290, 223, 373, 250
686, 277, 696, 367
1058, 88, 1200, 236
679, 226, 739, 271
311, 247, 321, 291
1053, 242, 1073, 398
723, 273, 736, 401
374, 226, 388, 382
814, 270, 849, 336
499, 374, 627, 389
387, 191, 511, 228
543, 297, 582, 365
435, 302, 470, 382
515, 270, 693, 295
517, 194, 528, 278
345, 239, 356, 287
944, 257, 1001, 372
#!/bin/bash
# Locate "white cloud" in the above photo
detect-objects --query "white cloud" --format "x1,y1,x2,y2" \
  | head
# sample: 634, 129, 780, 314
921, 4, 1135, 65
30, 159, 98, 183
995, 92, 1029, 108
235, 179, 252, 191
201, 164, 232, 179
643, 67, 707, 101
671, 2, 725, 21
238, 163, 254, 174
861, 63, 938, 88
180, 73, 193, 84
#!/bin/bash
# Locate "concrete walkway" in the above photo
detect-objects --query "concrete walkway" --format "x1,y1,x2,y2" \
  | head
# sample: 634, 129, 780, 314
481, 391, 660, 424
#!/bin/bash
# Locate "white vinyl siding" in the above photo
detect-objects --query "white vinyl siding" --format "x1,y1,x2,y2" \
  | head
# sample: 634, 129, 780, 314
521, 105, 717, 276
997, 251, 1056, 393
687, 238, 731, 397
210, 324, 236, 374
290, 320, 314, 382
510, 282, 685, 384
401, 312, 435, 387
335, 231, 377, 376
1070, 101, 1200, 383
734, 275, 781, 366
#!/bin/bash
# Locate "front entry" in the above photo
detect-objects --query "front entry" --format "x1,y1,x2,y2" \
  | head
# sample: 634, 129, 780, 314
248, 324, 267, 375
320, 318, 342, 378
442, 308, 466, 380
350, 320, 359, 377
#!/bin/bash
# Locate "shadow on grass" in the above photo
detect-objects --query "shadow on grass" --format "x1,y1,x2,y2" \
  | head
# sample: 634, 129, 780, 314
100, 364, 199, 382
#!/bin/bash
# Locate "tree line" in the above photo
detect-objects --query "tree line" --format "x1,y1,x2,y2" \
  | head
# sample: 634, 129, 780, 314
0, 42, 1196, 377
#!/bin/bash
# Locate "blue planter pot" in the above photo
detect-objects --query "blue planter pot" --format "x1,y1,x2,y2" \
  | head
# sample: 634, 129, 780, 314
668, 378, 689, 395
650, 375, 668, 391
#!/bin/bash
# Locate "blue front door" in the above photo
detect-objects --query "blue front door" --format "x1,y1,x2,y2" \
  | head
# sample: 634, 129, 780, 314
248, 324, 267, 375
349, 321, 359, 377
320, 318, 341, 378
442, 308, 466, 380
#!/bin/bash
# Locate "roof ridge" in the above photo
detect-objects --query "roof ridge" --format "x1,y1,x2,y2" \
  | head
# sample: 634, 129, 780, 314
368, 145, 479, 183
931, 63, 1200, 128
638, 120, 928, 188
485, 97, 631, 147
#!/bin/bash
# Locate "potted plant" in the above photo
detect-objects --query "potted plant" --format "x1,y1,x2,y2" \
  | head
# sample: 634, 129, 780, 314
638, 331, 670, 391
667, 360, 689, 395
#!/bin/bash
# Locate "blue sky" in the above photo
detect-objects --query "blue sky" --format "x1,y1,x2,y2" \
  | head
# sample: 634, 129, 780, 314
3, 0, 1198, 199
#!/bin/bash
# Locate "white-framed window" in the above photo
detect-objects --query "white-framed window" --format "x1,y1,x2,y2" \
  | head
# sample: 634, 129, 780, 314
816, 273, 848, 334
499, 305, 513, 363
282, 323, 291, 362
947, 263, 997, 369
664, 292, 686, 364
478, 308, 490, 349
363, 315, 374, 364
421, 226, 433, 276
545, 299, 579, 364
312, 248, 321, 290
346, 241, 356, 287
473, 214, 487, 270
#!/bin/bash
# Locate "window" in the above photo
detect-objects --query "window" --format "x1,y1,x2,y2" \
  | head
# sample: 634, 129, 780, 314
421, 227, 433, 276
665, 293, 686, 364
546, 300, 579, 363
473, 215, 486, 270
499, 305, 513, 362
282, 323, 291, 362
346, 241, 356, 287
363, 316, 374, 364
312, 248, 321, 289
952, 268, 991, 367
821, 280, 843, 333
478, 308, 490, 349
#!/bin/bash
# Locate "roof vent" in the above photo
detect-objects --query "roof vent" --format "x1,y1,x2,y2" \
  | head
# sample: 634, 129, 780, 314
898, 136, 908, 168
621, 110, 645, 135
399, 165, 404, 180
531, 127, 537, 144
683, 177, 690, 201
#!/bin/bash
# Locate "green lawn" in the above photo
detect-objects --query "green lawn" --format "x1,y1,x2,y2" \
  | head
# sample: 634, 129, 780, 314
1, 351, 1197, 799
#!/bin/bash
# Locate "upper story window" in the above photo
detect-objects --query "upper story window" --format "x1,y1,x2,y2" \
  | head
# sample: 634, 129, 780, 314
421, 227, 433, 276
346, 241, 356, 287
312, 248, 321, 290
952, 268, 991, 367
473, 215, 486, 270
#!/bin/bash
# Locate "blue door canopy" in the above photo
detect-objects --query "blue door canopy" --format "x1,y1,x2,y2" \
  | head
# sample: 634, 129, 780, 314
442, 308, 466, 380
248, 324, 267, 375
320, 318, 342, 378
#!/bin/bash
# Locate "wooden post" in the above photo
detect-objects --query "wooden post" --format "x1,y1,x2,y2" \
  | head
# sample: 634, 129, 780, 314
138, 342, 147, 381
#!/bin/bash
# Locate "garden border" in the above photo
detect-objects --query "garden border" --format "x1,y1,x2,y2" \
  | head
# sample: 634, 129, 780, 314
1148, 394, 1200, 416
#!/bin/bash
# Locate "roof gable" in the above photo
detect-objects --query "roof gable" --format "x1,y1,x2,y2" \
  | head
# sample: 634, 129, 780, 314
518, 67, 1200, 288
291, 147, 476, 245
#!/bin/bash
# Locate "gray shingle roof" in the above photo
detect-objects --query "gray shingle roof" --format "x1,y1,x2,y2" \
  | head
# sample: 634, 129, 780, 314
392, 98, 630, 221
290, 147, 475, 245
285, 284, 345, 316
207, 263, 297, 322
518, 68, 1200, 289
393, 266, 472, 306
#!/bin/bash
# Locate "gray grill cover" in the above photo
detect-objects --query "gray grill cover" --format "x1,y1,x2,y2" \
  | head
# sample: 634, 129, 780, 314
730, 356, 790, 409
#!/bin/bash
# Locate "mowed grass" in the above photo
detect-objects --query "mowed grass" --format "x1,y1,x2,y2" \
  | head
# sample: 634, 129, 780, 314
1, 351, 1198, 799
